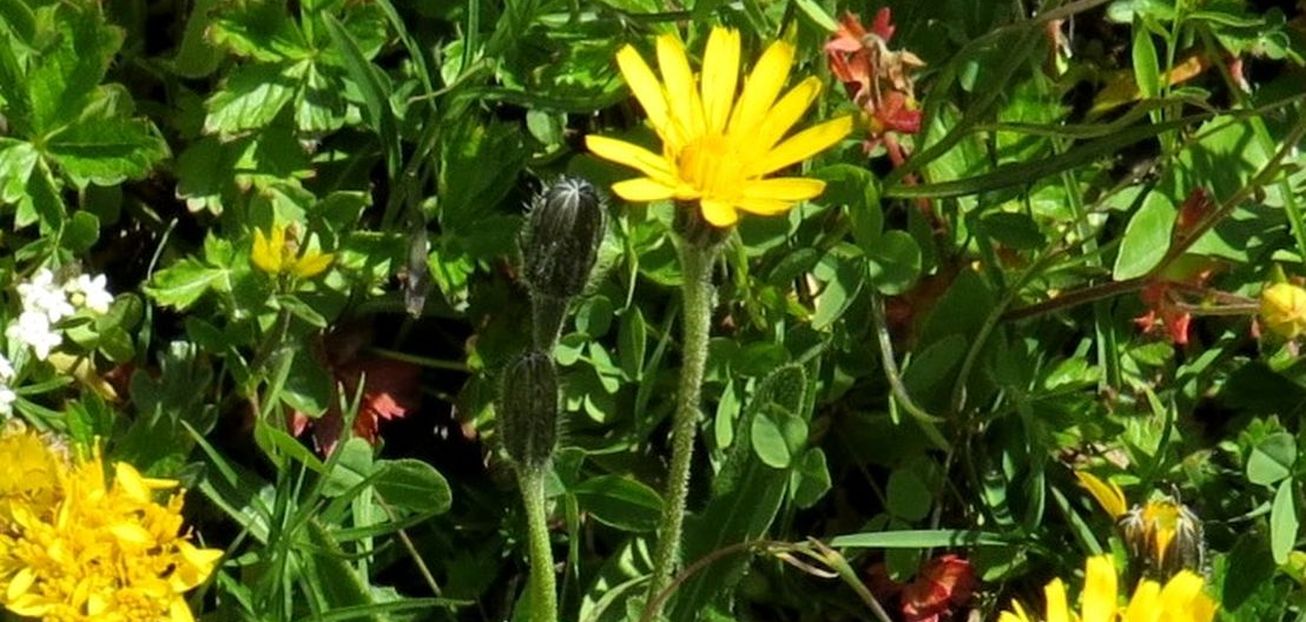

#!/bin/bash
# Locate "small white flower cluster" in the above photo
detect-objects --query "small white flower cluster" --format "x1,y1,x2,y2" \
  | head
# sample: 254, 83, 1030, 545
5, 269, 114, 361
0, 354, 15, 416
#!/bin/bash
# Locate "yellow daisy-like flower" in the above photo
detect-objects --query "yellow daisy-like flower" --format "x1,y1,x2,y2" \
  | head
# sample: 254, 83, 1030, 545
0, 430, 222, 622
586, 27, 853, 227
998, 555, 1217, 622
251, 224, 334, 279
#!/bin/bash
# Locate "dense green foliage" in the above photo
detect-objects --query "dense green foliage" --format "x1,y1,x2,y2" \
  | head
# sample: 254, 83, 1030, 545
2, 0, 1306, 620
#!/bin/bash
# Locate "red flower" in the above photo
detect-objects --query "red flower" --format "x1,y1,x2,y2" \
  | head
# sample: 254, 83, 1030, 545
291, 328, 422, 454
1134, 281, 1195, 346
825, 7, 924, 153
865, 554, 976, 622
900, 555, 975, 622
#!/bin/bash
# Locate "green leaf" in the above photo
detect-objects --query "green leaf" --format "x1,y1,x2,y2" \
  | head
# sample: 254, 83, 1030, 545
204, 62, 298, 136
1131, 19, 1161, 98
792, 0, 838, 31
322, 438, 375, 497
572, 474, 663, 533
980, 212, 1045, 250
866, 230, 923, 295
751, 405, 792, 469
27, 4, 124, 130
829, 529, 1011, 549
0, 138, 38, 203
1113, 191, 1174, 280
62, 210, 100, 252
790, 448, 832, 509
45, 116, 168, 187
375, 459, 452, 515
618, 308, 646, 380
171, 0, 223, 78
18, 163, 63, 232
813, 251, 863, 331
322, 14, 399, 174
144, 258, 231, 310
1271, 479, 1298, 565
281, 346, 334, 417
1248, 432, 1296, 486
887, 468, 932, 522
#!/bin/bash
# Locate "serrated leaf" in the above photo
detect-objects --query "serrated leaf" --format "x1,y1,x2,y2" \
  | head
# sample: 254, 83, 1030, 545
144, 258, 231, 310
27, 4, 123, 130
204, 62, 298, 136
0, 138, 38, 203
46, 116, 168, 187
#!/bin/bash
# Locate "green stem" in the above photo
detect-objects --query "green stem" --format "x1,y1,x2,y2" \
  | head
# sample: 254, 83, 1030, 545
517, 468, 557, 622
645, 238, 716, 616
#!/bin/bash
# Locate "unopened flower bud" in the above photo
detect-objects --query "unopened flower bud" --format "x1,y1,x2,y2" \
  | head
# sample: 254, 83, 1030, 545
498, 352, 558, 469
1261, 282, 1306, 339
523, 177, 605, 300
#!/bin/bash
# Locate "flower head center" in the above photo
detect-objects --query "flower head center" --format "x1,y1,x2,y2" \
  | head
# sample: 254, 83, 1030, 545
676, 133, 742, 195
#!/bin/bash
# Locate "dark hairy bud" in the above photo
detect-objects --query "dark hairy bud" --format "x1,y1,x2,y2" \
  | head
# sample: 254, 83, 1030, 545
498, 352, 559, 469
522, 176, 606, 300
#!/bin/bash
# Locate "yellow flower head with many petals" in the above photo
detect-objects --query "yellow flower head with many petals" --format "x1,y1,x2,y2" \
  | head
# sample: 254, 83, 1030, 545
998, 555, 1217, 622
0, 430, 222, 622
586, 27, 853, 227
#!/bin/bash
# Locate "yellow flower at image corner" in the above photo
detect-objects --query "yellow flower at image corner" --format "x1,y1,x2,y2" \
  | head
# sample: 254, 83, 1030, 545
0, 433, 223, 622
997, 555, 1217, 622
252, 224, 335, 279
586, 26, 854, 227
0, 424, 61, 522
1260, 282, 1306, 339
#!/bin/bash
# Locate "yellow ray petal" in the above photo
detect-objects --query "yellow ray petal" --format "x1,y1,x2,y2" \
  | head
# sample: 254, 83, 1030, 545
1002, 601, 1033, 622
586, 135, 676, 184
750, 116, 853, 177
741, 177, 825, 202
616, 45, 676, 146
612, 177, 677, 202
1081, 555, 1118, 622
1124, 580, 1162, 622
700, 199, 738, 227
1158, 571, 1205, 611
657, 33, 705, 140
1075, 471, 1129, 519
728, 39, 795, 134
1045, 578, 1070, 622
742, 76, 822, 154
733, 197, 793, 217
700, 27, 740, 134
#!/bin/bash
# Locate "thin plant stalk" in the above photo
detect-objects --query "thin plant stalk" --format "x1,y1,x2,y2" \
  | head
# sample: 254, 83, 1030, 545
517, 468, 557, 622
645, 237, 716, 614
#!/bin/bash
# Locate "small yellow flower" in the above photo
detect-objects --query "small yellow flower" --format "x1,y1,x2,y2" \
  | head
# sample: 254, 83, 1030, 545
1260, 282, 1306, 339
998, 555, 1217, 622
252, 225, 334, 279
586, 27, 853, 227
0, 429, 222, 622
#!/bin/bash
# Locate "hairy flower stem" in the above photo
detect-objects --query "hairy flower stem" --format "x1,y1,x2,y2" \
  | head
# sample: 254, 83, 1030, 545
517, 468, 557, 622
646, 230, 718, 616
